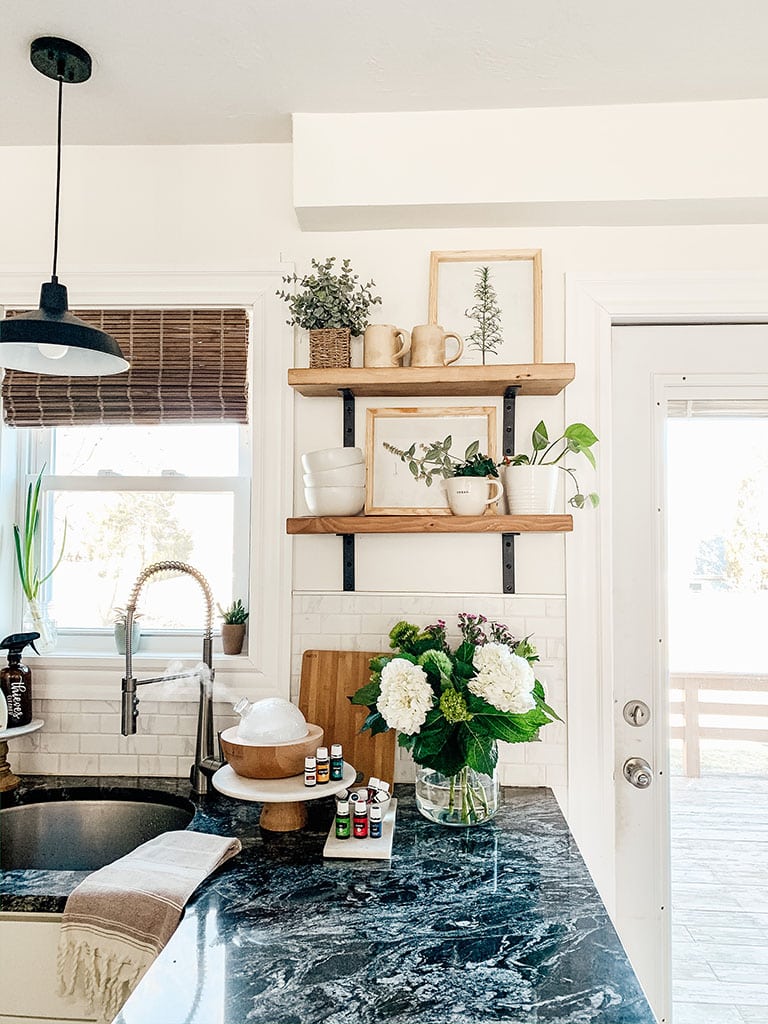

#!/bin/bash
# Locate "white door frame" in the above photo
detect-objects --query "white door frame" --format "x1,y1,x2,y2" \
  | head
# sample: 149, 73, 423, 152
564, 272, 768, 915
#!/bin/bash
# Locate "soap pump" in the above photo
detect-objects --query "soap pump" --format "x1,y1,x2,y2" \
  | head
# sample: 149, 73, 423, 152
0, 632, 40, 728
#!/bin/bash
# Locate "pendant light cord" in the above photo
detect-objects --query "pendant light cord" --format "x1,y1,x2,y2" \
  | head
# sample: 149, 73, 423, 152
51, 73, 63, 282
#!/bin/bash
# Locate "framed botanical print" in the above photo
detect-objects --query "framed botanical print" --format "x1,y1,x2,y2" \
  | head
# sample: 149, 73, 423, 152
428, 249, 543, 364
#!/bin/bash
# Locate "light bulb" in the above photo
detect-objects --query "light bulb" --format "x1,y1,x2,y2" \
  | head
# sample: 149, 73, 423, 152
38, 344, 69, 360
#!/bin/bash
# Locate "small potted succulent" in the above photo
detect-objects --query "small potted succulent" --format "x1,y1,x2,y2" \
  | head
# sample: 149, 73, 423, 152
383, 437, 502, 515
500, 420, 599, 514
277, 257, 381, 368
218, 599, 249, 655
113, 607, 142, 656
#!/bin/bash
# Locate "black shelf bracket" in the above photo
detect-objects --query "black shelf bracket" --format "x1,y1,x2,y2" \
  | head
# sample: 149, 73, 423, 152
338, 388, 356, 590
502, 532, 518, 594
501, 386, 520, 592
503, 385, 519, 457
341, 533, 355, 591
339, 388, 355, 448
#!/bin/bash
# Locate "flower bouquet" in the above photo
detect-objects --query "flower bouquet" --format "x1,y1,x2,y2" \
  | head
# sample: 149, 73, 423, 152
350, 614, 560, 826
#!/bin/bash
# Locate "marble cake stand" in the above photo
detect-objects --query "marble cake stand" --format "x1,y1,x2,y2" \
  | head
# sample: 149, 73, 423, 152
0, 719, 44, 792
212, 761, 357, 832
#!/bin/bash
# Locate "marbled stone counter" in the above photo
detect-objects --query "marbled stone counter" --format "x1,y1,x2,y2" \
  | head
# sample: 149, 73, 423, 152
0, 776, 654, 1024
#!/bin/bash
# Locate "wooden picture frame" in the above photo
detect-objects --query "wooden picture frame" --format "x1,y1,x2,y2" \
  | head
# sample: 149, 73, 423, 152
427, 249, 543, 364
365, 405, 497, 515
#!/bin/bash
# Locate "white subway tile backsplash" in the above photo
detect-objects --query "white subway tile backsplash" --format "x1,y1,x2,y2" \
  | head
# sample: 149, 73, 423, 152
292, 591, 569, 793
138, 755, 179, 776
119, 734, 159, 755
62, 754, 100, 775
98, 754, 139, 775
16, 752, 60, 774
38, 733, 80, 755
21, 592, 567, 785
80, 734, 120, 755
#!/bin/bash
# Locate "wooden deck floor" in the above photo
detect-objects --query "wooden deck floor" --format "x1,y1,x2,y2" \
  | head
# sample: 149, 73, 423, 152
672, 773, 768, 1024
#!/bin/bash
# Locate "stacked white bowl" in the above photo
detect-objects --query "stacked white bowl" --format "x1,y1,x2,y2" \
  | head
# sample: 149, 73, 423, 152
302, 447, 366, 515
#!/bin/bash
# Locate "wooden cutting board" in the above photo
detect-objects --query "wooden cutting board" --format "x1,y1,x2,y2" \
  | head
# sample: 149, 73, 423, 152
298, 649, 396, 787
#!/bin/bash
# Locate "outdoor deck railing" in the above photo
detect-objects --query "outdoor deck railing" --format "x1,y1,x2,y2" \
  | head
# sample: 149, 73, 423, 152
670, 673, 768, 777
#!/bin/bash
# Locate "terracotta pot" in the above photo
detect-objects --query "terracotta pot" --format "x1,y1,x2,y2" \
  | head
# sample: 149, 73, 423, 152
221, 623, 246, 655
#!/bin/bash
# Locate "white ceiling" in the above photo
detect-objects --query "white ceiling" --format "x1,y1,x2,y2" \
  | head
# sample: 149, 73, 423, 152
2, 0, 768, 146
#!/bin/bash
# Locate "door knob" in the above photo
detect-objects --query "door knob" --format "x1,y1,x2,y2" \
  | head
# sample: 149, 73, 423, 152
623, 757, 653, 789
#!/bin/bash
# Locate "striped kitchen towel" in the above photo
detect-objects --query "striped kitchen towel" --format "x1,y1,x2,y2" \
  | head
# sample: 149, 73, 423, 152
56, 829, 241, 1023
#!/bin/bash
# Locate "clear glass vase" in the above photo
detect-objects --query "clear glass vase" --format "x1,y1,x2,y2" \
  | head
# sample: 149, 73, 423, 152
25, 597, 57, 654
415, 760, 499, 827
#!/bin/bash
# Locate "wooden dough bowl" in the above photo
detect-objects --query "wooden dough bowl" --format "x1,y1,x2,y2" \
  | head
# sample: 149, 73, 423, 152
220, 723, 323, 779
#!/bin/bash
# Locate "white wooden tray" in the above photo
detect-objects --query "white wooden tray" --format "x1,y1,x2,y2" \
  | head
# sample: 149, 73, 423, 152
323, 797, 397, 860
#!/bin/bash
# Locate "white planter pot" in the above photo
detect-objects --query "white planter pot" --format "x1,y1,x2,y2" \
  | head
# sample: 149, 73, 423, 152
442, 476, 503, 516
502, 465, 559, 514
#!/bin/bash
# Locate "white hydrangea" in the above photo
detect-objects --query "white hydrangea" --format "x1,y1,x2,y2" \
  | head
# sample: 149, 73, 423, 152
469, 642, 537, 715
376, 658, 434, 735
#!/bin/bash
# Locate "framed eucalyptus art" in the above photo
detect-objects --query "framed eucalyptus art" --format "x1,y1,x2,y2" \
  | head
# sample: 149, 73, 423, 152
427, 249, 543, 365
365, 405, 497, 515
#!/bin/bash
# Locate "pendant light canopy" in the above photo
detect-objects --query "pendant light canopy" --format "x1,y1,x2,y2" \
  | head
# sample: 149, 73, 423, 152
0, 37, 129, 377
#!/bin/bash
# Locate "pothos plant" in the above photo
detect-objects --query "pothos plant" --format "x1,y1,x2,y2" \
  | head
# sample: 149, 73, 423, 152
383, 437, 498, 487
501, 420, 599, 509
276, 257, 382, 336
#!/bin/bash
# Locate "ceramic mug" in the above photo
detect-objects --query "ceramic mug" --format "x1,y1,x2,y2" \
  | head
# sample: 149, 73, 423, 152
442, 476, 503, 516
410, 324, 464, 367
363, 325, 411, 367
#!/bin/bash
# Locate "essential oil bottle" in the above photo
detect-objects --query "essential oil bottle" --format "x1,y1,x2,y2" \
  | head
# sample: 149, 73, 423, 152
316, 746, 330, 784
369, 802, 383, 839
330, 743, 344, 781
335, 798, 351, 840
304, 755, 317, 787
353, 800, 368, 838
367, 776, 381, 799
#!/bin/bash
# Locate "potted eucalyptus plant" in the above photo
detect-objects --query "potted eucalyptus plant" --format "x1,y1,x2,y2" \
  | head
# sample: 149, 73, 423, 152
218, 599, 248, 655
277, 257, 381, 368
500, 420, 599, 514
383, 437, 502, 515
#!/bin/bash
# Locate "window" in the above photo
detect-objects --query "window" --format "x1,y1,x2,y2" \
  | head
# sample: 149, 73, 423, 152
22, 421, 250, 650
3, 305, 253, 654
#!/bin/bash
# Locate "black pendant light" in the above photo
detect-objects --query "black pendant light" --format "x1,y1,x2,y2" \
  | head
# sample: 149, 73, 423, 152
0, 37, 129, 376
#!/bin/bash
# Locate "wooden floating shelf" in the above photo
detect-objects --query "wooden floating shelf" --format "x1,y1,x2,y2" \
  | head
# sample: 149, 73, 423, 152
286, 515, 573, 535
287, 363, 575, 398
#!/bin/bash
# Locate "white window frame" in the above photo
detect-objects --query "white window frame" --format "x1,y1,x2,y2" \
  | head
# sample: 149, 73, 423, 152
18, 423, 252, 653
0, 268, 294, 701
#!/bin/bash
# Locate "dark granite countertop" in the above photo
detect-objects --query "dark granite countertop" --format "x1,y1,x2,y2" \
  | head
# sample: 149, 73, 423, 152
0, 775, 654, 1024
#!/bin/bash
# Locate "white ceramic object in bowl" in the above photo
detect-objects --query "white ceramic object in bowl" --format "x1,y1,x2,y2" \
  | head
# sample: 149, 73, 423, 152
301, 447, 364, 474
304, 485, 366, 516
303, 463, 366, 488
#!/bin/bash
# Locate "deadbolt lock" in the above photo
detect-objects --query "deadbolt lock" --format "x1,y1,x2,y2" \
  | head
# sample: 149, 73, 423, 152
623, 757, 653, 789
623, 700, 651, 727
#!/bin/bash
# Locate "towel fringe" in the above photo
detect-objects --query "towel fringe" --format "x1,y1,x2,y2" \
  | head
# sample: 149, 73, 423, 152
57, 931, 149, 1023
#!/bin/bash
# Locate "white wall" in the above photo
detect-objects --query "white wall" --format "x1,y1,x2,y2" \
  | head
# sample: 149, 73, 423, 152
4, 120, 768, 801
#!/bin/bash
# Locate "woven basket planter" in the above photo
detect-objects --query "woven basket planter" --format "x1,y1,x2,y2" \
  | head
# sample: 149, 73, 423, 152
308, 328, 351, 368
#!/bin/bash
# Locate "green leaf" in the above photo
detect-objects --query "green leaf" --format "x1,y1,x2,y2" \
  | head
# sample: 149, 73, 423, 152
532, 421, 549, 450
588, 493, 600, 508
349, 679, 381, 706
361, 710, 389, 735
581, 445, 597, 470
464, 440, 480, 460
459, 720, 498, 775
564, 422, 598, 447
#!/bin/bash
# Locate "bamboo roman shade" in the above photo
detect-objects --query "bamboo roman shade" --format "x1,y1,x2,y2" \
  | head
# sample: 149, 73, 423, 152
1, 308, 249, 426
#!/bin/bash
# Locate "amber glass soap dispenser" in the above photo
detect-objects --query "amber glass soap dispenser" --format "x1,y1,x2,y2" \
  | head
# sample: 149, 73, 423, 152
0, 632, 40, 728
